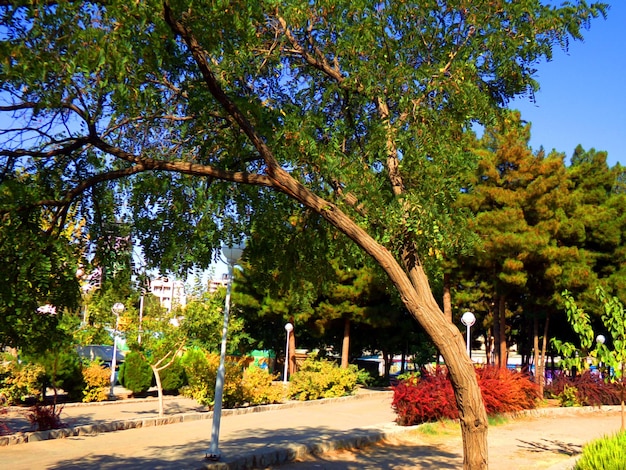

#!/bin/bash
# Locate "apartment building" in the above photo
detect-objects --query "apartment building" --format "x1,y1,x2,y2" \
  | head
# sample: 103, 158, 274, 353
150, 277, 187, 311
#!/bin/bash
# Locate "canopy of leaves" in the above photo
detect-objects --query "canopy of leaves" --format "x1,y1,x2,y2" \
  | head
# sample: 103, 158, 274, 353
0, 0, 607, 279
0, 210, 80, 354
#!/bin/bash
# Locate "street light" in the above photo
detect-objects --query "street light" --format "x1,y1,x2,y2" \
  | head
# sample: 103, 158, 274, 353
109, 302, 125, 397
461, 311, 476, 358
207, 241, 244, 461
284, 323, 294, 384
596, 334, 606, 376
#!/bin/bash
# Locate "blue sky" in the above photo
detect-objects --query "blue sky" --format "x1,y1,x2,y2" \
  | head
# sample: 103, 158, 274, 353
510, 1, 626, 167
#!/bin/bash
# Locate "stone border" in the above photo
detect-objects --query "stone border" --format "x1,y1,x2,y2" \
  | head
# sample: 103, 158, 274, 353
209, 423, 413, 470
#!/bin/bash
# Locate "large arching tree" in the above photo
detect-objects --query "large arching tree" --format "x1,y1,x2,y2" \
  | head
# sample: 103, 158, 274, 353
0, 2, 607, 468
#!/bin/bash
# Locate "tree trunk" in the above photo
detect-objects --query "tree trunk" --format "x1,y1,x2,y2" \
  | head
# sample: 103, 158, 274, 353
402, 263, 488, 469
485, 330, 493, 365
341, 317, 350, 369
492, 300, 500, 367
533, 316, 539, 383
443, 272, 452, 323
151, 365, 164, 417
288, 326, 297, 375
498, 296, 507, 369
538, 314, 550, 397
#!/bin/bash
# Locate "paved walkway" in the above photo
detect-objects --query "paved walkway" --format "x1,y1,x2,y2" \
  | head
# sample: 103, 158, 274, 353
0, 389, 400, 469
1, 390, 623, 469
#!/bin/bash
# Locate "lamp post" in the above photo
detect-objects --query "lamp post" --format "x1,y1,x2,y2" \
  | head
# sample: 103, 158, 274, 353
284, 323, 294, 383
109, 302, 125, 397
596, 334, 606, 376
207, 241, 244, 461
461, 311, 476, 358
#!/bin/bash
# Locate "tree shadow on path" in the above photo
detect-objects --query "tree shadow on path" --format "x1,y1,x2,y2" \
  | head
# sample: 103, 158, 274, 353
516, 438, 582, 457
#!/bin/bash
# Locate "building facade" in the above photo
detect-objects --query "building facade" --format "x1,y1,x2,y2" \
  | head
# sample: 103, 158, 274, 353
150, 277, 187, 311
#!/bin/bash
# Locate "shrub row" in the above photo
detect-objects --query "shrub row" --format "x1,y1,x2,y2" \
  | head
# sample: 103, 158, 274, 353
177, 349, 358, 408
0, 359, 111, 405
2, 348, 359, 412
392, 366, 540, 426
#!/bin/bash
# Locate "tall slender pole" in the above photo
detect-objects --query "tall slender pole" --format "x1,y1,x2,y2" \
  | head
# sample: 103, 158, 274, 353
461, 311, 475, 359
283, 323, 293, 383
138, 293, 144, 344
109, 302, 124, 398
207, 262, 233, 460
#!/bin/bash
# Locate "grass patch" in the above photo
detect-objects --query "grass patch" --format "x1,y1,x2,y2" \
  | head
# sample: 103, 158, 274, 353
574, 431, 626, 470
416, 419, 459, 436
488, 414, 509, 426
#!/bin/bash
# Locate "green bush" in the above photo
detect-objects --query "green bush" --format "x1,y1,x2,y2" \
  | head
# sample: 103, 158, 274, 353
40, 350, 84, 402
355, 368, 375, 387
288, 356, 359, 401
574, 431, 626, 470
159, 356, 186, 393
118, 352, 152, 394
0, 360, 45, 404
179, 348, 213, 405
179, 348, 245, 408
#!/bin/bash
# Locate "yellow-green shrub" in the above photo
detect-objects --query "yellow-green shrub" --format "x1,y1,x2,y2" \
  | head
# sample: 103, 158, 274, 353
179, 348, 246, 408
288, 356, 359, 401
81, 361, 110, 403
0, 361, 45, 404
241, 366, 285, 405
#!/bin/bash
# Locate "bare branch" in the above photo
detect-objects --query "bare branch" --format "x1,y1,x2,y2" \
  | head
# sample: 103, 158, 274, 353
0, 136, 91, 160
0, 102, 39, 112
88, 134, 274, 188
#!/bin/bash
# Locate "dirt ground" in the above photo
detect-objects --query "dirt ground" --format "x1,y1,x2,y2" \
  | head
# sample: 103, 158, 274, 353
270, 408, 625, 470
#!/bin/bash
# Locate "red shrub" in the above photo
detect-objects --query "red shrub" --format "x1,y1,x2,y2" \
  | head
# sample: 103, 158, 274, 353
392, 366, 539, 426
392, 367, 457, 425
477, 366, 540, 415
28, 403, 65, 431
0, 406, 11, 436
546, 370, 621, 406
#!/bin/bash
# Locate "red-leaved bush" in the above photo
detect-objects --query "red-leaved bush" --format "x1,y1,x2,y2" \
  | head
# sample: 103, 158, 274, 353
28, 403, 65, 431
478, 366, 539, 414
0, 406, 11, 436
392, 366, 540, 426
393, 367, 457, 425
545, 370, 621, 406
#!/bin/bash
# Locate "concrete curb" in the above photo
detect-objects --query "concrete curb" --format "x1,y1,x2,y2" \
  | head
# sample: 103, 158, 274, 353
0, 390, 393, 447
200, 423, 418, 470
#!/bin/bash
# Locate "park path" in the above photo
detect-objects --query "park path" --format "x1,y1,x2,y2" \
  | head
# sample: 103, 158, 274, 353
1, 389, 623, 469
0, 390, 397, 469
272, 406, 625, 470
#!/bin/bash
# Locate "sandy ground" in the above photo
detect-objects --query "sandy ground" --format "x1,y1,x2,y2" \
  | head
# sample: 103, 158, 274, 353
270, 408, 625, 470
